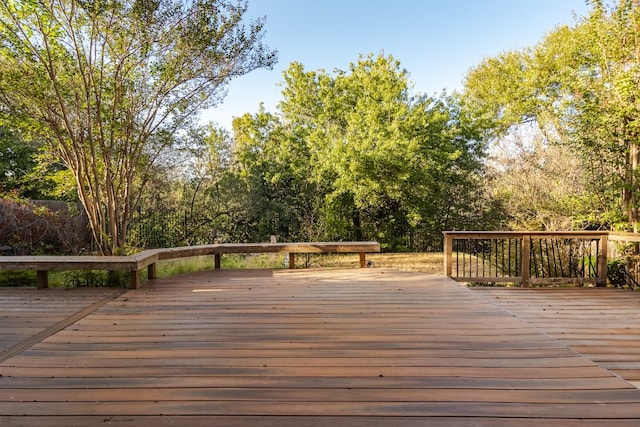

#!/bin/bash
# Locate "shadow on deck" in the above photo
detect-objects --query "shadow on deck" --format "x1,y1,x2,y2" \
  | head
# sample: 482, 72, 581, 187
1, 268, 640, 426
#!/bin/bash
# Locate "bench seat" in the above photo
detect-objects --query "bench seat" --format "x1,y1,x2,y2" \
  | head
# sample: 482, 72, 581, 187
0, 242, 380, 289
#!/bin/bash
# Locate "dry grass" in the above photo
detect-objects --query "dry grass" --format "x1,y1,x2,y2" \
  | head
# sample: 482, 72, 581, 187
156, 252, 445, 278
297, 252, 444, 274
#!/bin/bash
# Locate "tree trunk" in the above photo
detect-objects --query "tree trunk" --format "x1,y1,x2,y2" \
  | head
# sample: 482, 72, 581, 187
352, 208, 363, 241
624, 139, 640, 232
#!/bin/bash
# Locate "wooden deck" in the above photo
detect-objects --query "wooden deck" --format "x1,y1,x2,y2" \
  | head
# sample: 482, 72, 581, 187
474, 287, 640, 388
1, 269, 640, 425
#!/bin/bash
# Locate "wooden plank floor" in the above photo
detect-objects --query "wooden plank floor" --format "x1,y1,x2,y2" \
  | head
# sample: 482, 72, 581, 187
0, 288, 122, 355
474, 286, 640, 388
1, 269, 640, 426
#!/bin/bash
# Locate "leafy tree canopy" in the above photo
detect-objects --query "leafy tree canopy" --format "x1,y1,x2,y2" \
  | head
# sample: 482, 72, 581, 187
0, 0, 277, 254
463, 0, 640, 231
227, 54, 498, 249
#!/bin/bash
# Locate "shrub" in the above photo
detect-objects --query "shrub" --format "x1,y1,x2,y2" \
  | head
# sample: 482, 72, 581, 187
0, 195, 89, 254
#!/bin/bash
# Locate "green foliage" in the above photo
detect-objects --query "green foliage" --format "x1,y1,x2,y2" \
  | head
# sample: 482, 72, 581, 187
0, 270, 35, 287
0, 125, 70, 199
0, 126, 35, 194
487, 128, 593, 230
607, 257, 640, 290
0, 0, 277, 255
218, 53, 499, 249
231, 106, 321, 242
62, 270, 110, 288
463, 0, 640, 231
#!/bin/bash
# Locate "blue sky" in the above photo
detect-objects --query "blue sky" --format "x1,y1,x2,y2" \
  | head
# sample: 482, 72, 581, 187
202, 0, 592, 130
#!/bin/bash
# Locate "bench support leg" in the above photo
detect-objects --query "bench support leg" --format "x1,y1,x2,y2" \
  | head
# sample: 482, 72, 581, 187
147, 263, 157, 280
36, 271, 48, 289
360, 252, 366, 268
215, 254, 221, 269
288, 253, 295, 269
129, 271, 141, 289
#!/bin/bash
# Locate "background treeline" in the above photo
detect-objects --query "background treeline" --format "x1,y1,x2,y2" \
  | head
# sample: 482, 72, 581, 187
128, 55, 504, 251
1, 54, 503, 252
2, 0, 638, 254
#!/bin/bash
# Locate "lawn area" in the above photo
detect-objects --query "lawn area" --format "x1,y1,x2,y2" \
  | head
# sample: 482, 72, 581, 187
305, 252, 444, 274
156, 252, 444, 276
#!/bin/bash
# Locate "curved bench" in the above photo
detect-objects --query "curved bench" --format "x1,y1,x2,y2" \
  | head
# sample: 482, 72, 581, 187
0, 242, 380, 289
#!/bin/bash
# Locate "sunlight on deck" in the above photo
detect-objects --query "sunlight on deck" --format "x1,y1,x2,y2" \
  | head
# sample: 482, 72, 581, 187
1, 268, 640, 425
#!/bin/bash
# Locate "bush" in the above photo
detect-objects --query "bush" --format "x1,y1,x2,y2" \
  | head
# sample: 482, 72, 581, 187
61, 270, 129, 287
0, 270, 36, 287
0, 195, 89, 255
607, 258, 640, 290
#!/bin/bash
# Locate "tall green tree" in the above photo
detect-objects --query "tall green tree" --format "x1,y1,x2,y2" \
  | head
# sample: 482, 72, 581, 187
464, 0, 640, 231
181, 123, 243, 244
487, 128, 592, 230
231, 106, 320, 242
274, 54, 493, 249
0, 0, 276, 254
126, 123, 246, 248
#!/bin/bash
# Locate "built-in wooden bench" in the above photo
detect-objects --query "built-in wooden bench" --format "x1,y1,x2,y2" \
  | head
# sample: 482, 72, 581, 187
0, 242, 380, 289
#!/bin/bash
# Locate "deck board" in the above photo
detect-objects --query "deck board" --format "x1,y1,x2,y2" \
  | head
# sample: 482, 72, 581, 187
474, 287, 640, 386
0, 288, 121, 356
1, 269, 640, 425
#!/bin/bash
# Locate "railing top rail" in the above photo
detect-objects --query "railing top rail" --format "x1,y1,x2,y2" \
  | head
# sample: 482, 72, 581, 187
608, 232, 640, 242
443, 230, 610, 238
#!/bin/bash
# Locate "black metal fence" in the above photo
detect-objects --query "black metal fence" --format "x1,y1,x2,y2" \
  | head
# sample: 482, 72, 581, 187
128, 209, 221, 249
128, 208, 446, 252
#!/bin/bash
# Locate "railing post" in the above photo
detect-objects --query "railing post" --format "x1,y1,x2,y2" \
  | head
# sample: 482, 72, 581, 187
520, 234, 531, 287
597, 233, 608, 287
443, 232, 453, 277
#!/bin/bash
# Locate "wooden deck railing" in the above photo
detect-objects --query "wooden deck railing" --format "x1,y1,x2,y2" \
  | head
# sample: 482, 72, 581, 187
443, 231, 610, 286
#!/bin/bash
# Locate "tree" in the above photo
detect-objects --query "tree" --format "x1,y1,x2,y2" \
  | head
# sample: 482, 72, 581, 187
487, 126, 592, 230
174, 123, 243, 245
0, 126, 37, 195
0, 0, 276, 254
272, 54, 494, 249
0, 124, 74, 199
230, 106, 321, 242
463, 0, 640, 231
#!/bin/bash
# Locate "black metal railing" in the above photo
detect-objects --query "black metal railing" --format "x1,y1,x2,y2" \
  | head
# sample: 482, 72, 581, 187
443, 231, 608, 286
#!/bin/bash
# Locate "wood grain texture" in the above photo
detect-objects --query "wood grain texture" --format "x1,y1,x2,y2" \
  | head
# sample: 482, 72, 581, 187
475, 287, 640, 386
1, 270, 640, 425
